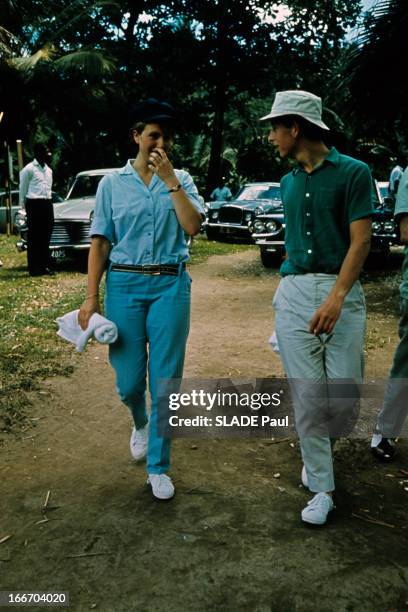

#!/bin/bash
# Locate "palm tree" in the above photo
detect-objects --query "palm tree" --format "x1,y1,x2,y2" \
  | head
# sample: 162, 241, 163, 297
342, 0, 408, 128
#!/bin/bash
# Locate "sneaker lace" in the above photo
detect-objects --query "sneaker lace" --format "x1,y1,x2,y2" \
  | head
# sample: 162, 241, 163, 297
308, 493, 332, 510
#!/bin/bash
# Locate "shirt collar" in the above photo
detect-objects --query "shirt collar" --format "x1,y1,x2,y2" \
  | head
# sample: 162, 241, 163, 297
119, 160, 136, 175
119, 159, 159, 189
33, 158, 48, 170
292, 147, 340, 175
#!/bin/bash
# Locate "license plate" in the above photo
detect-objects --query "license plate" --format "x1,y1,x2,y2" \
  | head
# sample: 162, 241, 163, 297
219, 227, 234, 234
51, 249, 66, 259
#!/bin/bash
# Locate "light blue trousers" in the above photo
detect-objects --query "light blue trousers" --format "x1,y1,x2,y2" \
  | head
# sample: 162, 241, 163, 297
273, 274, 366, 492
377, 298, 408, 437
105, 266, 191, 474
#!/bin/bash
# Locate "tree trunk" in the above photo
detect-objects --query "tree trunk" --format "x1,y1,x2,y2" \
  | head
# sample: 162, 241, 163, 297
205, 1, 227, 198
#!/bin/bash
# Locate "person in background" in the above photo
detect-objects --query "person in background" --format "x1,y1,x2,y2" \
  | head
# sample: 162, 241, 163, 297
389, 158, 406, 197
261, 90, 373, 526
210, 179, 232, 201
371, 166, 408, 460
19, 143, 55, 276
78, 99, 203, 501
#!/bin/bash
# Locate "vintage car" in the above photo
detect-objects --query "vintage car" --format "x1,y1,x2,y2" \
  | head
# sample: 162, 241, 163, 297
205, 182, 282, 243
248, 185, 285, 267
15, 168, 117, 259
1, 190, 62, 233
250, 179, 400, 268
370, 180, 400, 254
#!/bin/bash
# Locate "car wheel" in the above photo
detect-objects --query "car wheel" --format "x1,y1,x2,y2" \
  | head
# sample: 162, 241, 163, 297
260, 249, 283, 268
366, 246, 391, 269
206, 229, 219, 241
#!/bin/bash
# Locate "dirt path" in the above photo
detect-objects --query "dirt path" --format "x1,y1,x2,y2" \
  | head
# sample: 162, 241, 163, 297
1, 250, 407, 612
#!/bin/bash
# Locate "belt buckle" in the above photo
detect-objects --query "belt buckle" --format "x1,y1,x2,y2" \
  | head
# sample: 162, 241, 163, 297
142, 264, 160, 276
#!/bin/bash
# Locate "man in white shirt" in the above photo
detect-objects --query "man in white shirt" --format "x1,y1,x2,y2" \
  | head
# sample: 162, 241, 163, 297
210, 180, 232, 201
19, 144, 55, 276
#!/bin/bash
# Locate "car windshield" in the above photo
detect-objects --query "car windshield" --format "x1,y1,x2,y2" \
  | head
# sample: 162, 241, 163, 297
378, 185, 389, 202
68, 175, 105, 199
236, 185, 281, 201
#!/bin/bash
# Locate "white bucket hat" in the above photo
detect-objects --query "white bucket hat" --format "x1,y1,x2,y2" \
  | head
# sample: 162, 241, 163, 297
260, 90, 329, 130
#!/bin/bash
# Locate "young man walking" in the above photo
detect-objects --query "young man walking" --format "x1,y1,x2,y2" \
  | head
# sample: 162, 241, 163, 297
261, 90, 373, 525
371, 166, 408, 460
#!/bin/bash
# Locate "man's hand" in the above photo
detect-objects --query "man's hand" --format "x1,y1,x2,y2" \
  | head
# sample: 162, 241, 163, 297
309, 294, 344, 335
78, 296, 100, 331
148, 147, 177, 187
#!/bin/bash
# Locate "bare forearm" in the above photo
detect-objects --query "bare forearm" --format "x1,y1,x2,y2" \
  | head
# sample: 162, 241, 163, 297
87, 236, 111, 296
309, 218, 371, 335
330, 238, 371, 300
170, 189, 202, 235
400, 216, 408, 244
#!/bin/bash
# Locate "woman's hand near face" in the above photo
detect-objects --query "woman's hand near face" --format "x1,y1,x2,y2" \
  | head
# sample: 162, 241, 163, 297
148, 148, 178, 187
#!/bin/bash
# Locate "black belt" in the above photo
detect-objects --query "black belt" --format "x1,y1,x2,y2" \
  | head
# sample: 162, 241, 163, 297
110, 263, 185, 276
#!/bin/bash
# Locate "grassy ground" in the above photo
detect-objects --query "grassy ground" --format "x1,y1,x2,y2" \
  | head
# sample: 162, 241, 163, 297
0, 234, 254, 435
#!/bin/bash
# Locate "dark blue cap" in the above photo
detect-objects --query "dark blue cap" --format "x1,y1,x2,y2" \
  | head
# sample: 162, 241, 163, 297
132, 98, 178, 124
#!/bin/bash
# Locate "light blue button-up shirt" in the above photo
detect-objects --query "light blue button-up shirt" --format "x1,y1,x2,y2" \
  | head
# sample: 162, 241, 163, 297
90, 160, 203, 265
394, 167, 408, 299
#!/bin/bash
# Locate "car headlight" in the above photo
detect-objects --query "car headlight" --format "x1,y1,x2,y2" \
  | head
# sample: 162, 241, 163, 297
383, 221, 394, 233
372, 221, 382, 233
244, 212, 252, 222
266, 220, 278, 232
211, 211, 219, 220
253, 220, 266, 233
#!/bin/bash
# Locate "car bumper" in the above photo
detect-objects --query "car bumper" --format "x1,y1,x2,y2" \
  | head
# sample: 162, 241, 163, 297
16, 240, 90, 253
371, 234, 400, 251
206, 222, 253, 240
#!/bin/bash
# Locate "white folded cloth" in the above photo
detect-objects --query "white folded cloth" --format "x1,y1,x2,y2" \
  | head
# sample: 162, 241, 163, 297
268, 331, 280, 354
56, 309, 118, 352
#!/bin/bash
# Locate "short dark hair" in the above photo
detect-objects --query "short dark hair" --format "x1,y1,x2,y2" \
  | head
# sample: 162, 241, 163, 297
33, 143, 48, 157
272, 115, 329, 142
129, 121, 175, 144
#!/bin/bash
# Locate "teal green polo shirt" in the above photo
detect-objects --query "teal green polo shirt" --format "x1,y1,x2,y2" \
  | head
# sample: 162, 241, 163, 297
394, 167, 408, 300
280, 147, 374, 276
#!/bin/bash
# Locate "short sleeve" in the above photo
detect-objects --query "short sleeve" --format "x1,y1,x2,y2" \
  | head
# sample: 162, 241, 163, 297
177, 170, 205, 217
90, 175, 115, 242
347, 163, 375, 223
395, 168, 408, 221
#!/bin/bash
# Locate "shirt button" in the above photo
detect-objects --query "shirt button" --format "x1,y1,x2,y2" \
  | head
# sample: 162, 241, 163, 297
148, 233, 151, 236
306, 193, 310, 197
306, 231, 311, 235
307, 249, 312, 254
306, 212, 311, 217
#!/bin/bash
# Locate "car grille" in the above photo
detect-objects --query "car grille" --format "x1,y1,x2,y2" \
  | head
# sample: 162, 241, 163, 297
218, 207, 244, 224
50, 221, 91, 246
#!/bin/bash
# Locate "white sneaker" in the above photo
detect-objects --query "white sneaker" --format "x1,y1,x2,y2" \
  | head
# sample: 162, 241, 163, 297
129, 424, 148, 462
301, 492, 334, 525
301, 465, 309, 488
147, 473, 175, 500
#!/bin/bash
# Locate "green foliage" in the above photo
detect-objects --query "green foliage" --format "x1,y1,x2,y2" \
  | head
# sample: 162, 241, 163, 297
0, 0, 381, 195
334, 0, 408, 175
